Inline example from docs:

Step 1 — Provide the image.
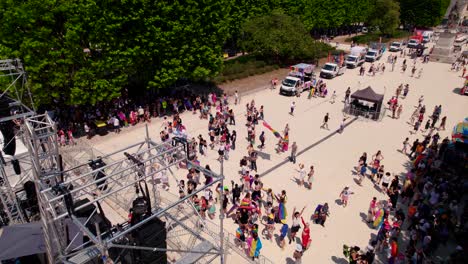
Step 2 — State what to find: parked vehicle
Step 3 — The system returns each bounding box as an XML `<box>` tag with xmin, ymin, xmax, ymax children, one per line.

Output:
<box><xmin>279</xmin><ymin>63</ymin><xmax>315</xmax><ymax>96</ymax></box>
<box><xmin>408</xmin><ymin>31</ymin><xmax>423</xmax><ymax>48</ymax></box>
<box><xmin>365</xmin><ymin>42</ymin><xmax>386</xmax><ymax>62</ymax></box>
<box><xmin>280</xmin><ymin>76</ymin><xmax>302</xmax><ymax>96</ymax></box>
<box><xmin>422</xmin><ymin>31</ymin><xmax>433</xmax><ymax>43</ymax></box>
<box><xmin>389</xmin><ymin>42</ymin><xmax>403</xmax><ymax>52</ymax></box>
<box><xmin>345</xmin><ymin>46</ymin><xmax>367</xmax><ymax>68</ymax></box>
<box><xmin>407</xmin><ymin>39</ymin><xmax>420</xmax><ymax>49</ymax></box>
<box><xmin>320</xmin><ymin>63</ymin><xmax>346</xmax><ymax>79</ymax></box>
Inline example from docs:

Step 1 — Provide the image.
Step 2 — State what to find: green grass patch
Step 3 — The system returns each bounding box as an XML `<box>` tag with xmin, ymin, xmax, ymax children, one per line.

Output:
<box><xmin>212</xmin><ymin>55</ymin><xmax>281</xmax><ymax>84</ymax></box>
<box><xmin>345</xmin><ymin>30</ymin><xmax>412</xmax><ymax>44</ymax></box>
<box><xmin>213</xmin><ymin>42</ymin><xmax>334</xmax><ymax>84</ymax></box>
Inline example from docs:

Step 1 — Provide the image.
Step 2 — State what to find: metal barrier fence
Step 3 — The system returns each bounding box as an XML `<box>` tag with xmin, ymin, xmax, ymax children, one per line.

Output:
<box><xmin>343</xmin><ymin>105</ymin><xmax>386</xmax><ymax>121</ymax></box>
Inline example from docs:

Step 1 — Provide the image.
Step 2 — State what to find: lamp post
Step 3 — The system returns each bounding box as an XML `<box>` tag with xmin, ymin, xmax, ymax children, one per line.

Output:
<box><xmin>219</xmin><ymin>158</ymin><xmax>225</xmax><ymax>264</ymax></box>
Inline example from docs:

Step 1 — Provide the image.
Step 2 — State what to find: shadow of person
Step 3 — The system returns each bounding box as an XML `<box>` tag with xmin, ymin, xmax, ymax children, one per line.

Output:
<box><xmin>373</xmin><ymin>184</ymin><xmax>383</xmax><ymax>193</ymax></box>
<box><xmin>274</xmin><ymin>234</ymin><xmax>281</xmax><ymax>247</ymax></box>
<box><xmin>452</xmin><ymin>87</ymin><xmax>462</xmax><ymax>94</ymax></box>
<box><xmin>335</xmin><ymin>199</ymin><xmax>342</xmax><ymax>206</ymax></box>
<box><xmin>360</xmin><ymin>211</ymin><xmax>367</xmax><ymax>220</ymax></box>
<box><xmin>353</xmin><ymin>178</ymin><xmax>362</xmax><ymax>186</ymax></box>
<box><xmin>331</xmin><ymin>255</ymin><xmax>349</xmax><ymax>264</ymax></box>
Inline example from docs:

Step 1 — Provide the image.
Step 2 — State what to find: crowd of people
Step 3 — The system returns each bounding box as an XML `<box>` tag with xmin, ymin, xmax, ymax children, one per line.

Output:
<box><xmin>55</xmin><ymin>39</ymin><xmax>466</xmax><ymax>264</ymax></box>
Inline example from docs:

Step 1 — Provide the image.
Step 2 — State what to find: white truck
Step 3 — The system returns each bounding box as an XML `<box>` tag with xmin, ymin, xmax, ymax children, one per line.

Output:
<box><xmin>279</xmin><ymin>76</ymin><xmax>303</xmax><ymax>96</ymax></box>
<box><xmin>345</xmin><ymin>46</ymin><xmax>367</xmax><ymax>68</ymax></box>
<box><xmin>407</xmin><ymin>39</ymin><xmax>420</xmax><ymax>49</ymax></box>
<box><xmin>279</xmin><ymin>63</ymin><xmax>314</xmax><ymax>96</ymax></box>
<box><xmin>365</xmin><ymin>43</ymin><xmax>386</xmax><ymax>62</ymax></box>
<box><xmin>319</xmin><ymin>62</ymin><xmax>346</xmax><ymax>79</ymax></box>
<box><xmin>365</xmin><ymin>49</ymin><xmax>382</xmax><ymax>62</ymax></box>
<box><xmin>389</xmin><ymin>41</ymin><xmax>403</xmax><ymax>52</ymax></box>
<box><xmin>422</xmin><ymin>31</ymin><xmax>433</xmax><ymax>43</ymax></box>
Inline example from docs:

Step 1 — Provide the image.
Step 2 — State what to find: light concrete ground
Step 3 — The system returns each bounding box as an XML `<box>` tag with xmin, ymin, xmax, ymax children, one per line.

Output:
<box><xmin>90</xmin><ymin>52</ymin><xmax>467</xmax><ymax>263</ymax></box>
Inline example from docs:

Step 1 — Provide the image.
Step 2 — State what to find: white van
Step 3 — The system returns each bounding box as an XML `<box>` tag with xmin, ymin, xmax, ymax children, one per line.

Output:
<box><xmin>280</xmin><ymin>76</ymin><xmax>302</xmax><ymax>96</ymax></box>
<box><xmin>422</xmin><ymin>31</ymin><xmax>433</xmax><ymax>43</ymax></box>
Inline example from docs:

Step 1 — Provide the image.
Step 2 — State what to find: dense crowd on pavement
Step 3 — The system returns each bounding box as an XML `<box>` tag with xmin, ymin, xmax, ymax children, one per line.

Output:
<box><xmin>48</xmin><ymin>42</ymin><xmax>467</xmax><ymax>264</ymax></box>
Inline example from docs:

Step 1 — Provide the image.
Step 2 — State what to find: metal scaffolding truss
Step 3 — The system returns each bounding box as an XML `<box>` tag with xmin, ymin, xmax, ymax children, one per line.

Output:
<box><xmin>0</xmin><ymin>58</ymin><xmax>35</xmax><ymax>118</ymax></box>
<box><xmin>0</xmin><ymin>59</ymin><xmax>37</xmax><ymax>227</ymax></box>
<box><xmin>22</xmin><ymin>114</ymin><xmax>227</xmax><ymax>263</ymax></box>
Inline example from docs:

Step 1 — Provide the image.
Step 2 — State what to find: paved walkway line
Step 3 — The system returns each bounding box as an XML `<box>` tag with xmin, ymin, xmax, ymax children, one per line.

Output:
<box><xmin>259</xmin><ymin>116</ymin><xmax>359</xmax><ymax>178</ymax></box>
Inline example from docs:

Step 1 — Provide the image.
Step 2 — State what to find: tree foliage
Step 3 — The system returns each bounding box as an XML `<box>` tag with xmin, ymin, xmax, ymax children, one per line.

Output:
<box><xmin>0</xmin><ymin>0</ymin><xmax>452</xmax><ymax>107</ymax></box>
<box><xmin>368</xmin><ymin>0</ymin><xmax>401</xmax><ymax>36</ymax></box>
<box><xmin>0</xmin><ymin>0</ymin><xmax>231</xmax><ymax>106</ymax></box>
<box><xmin>240</xmin><ymin>11</ymin><xmax>330</xmax><ymax>63</ymax></box>
<box><xmin>399</xmin><ymin>0</ymin><xmax>451</xmax><ymax>28</ymax></box>
<box><xmin>285</xmin><ymin>0</ymin><xmax>372</xmax><ymax>31</ymax></box>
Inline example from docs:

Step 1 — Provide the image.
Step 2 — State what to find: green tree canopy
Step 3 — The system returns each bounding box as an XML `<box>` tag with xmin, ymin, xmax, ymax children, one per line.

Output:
<box><xmin>368</xmin><ymin>0</ymin><xmax>400</xmax><ymax>36</ymax></box>
<box><xmin>0</xmin><ymin>0</ymin><xmax>232</xmax><ymax>106</ymax></box>
<box><xmin>240</xmin><ymin>10</ymin><xmax>328</xmax><ymax>63</ymax></box>
<box><xmin>399</xmin><ymin>0</ymin><xmax>451</xmax><ymax>28</ymax></box>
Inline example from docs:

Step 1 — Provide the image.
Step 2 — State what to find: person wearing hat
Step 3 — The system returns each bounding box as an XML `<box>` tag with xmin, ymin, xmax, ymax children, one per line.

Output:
<box><xmin>293</xmin><ymin>243</ymin><xmax>303</xmax><ymax>263</ymax></box>
<box><xmin>279</xmin><ymin>219</ymin><xmax>289</xmax><ymax>248</ymax></box>
<box><xmin>263</xmin><ymin>211</ymin><xmax>275</xmax><ymax>240</ymax></box>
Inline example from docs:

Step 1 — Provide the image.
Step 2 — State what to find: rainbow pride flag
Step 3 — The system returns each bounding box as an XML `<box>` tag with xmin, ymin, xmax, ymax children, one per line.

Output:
<box><xmin>262</xmin><ymin>121</ymin><xmax>282</xmax><ymax>138</ymax></box>
<box><xmin>373</xmin><ymin>208</ymin><xmax>384</xmax><ymax>229</ymax></box>
<box><xmin>248</xmin><ymin>237</ymin><xmax>263</xmax><ymax>258</ymax></box>
<box><xmin>278</xmin><ymin>202</ymin><xmax>287</xmax><ymax>221</ymax></box>
<box><xmin>236</xmin><ymin>228</ymin><xmax>243</xmax><ymax>239</ymax></box>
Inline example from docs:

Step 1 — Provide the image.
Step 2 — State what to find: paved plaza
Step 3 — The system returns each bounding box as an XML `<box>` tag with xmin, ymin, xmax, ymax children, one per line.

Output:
<box><xmin>88</xmin><ymin>53</ymin><xmax>467</xmax><ymax>263</ymax></box>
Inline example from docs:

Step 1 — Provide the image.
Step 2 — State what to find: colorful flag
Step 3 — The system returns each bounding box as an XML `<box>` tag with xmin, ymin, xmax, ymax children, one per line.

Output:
<box><xmin>262</xmin><ymin>121</ymin><xmax>282</xmax><ymax>138</ymax></box>
<box><xmin>278</xmin><ymin>202</ymin><xmax>287</xmax><ymax>222</ymax></box>
<box><xmin>248</xmin><ymin>237</ymin><xmax>262</xmax><ymax>258</ymax></box>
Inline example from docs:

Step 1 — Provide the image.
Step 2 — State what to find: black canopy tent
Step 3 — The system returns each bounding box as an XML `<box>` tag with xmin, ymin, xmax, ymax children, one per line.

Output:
<box><xmin>348</xmin><ymin>86</ymin><xmax>384</xmax><ymax>120</ymax></box>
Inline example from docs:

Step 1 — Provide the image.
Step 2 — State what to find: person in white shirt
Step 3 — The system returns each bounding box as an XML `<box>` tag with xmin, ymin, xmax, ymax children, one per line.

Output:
<box><xmin>296</xmin><ymin>163</ymin><xmax>306</xmax><ymax>186</ymax></box>
<box><xmin>113</xmin><ymin>117</ymin><xmax>120</xmax><ymax>133</ymax></box>
<box><xmin>290</xmin><ymin>102</ymin><xmax>296</xmax><ymax>116</ymax></box>
<box><xmin>84</xmin><ymin>123</ymin><xmax>91</xmax><ymax>139</ymax></box>
<box><xmin>138</xmin><ymin>106</ymin><xmax>144</xmax><ymax>121</ymax></box>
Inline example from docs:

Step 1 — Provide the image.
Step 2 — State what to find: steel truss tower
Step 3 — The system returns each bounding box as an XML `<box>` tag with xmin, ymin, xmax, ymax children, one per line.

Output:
<box><xmin>24</xmin><ymin>116</ymin><xmax>227</xmax><ymax>263</ymax></box>
<box><xmin>0</xmin><ymin>58</ymin><xmax>36</xmax><ymax>226</ymax></box>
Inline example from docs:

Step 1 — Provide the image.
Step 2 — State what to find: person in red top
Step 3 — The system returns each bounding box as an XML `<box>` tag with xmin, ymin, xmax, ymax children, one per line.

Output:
<box><xmin>301</xmin><ymin>217</ymin><xmax>311</xmax><ymax>250</ymax></box>
<box><xmin>388</xmin><ymin>238</ymin><xmax>398</xmax><ymax>264</ymax></box>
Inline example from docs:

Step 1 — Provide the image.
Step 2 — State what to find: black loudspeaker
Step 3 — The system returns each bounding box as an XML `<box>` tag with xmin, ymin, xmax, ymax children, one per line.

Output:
<box><xmin>74</xmin><ymin>199</ymin><xmax>112</xmax><ymax>243</ymax></box>
<box><xmin>23</xmin><ymin>181</ymin><xmax>37</xmax><ymax>200</ymax></box>
<box><xmin>128</xmin><ymin>217</ymin><xmax>167</xmax><ymax>264</ymax></box>
<box><xmin>88</xmin><ymin>158</ymin><xmax>108</xmax><ymax>191</ymax></box>
<box><xmin>21</xmin><ymin>180</ymin><xmax>39</xmax><ymax>215</ymax></box>
<box><xmin>0</xmin><ymin>121</ymin><xmax>16</xmax><ymax>156</ymax></box>
<box><xmin>132</xmin><ymin>197</ymin><xmax>148</xmax><ymax>216</ymax></box>
<box><xmin>74</xmin><ymin>198</ymin><xmax>96</xmax><ymax>218</ymax></box>
<box><xmin>11</xmin><ymin>159</ymin><xmax>21</xmax><ymax>175</ymax></box>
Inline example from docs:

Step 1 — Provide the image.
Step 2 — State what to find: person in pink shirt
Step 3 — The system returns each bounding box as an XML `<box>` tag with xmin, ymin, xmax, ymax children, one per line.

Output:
<box><xmin>367</xmin><ymin>197</ymin><xmax>377</xmax><ymax>223</ymax></box>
